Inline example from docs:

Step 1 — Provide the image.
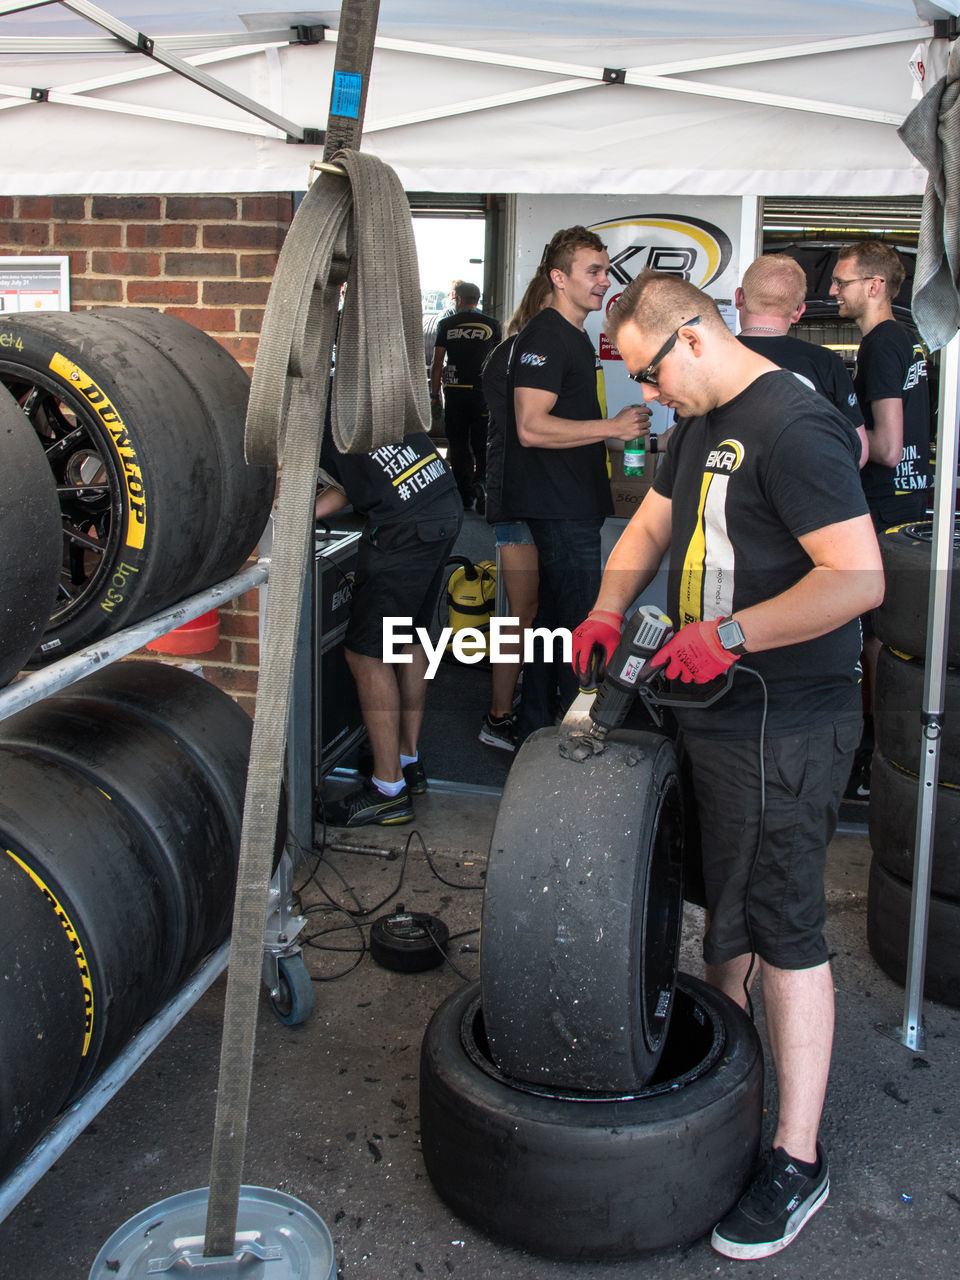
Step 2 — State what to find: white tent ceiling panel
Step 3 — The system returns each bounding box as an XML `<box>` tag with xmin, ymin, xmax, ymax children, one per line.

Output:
<box><xmin>0</xmin><ymin>1</ymin><xmax>954</xmax><ymax>194</ymax></box>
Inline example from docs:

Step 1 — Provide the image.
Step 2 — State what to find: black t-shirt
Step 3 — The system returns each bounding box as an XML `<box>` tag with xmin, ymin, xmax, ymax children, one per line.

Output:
<box><xmin>435</xmin><ymin>309</ymin><xmax>502</xmax><ymax>387</ymax></box>
<box><xmin>481</xmin><ymin>336</ymin><xmax>515</xmax><ymax>524</ymax></box>
<box><xmin>854</xmin><ymin>320</ymin><xmax>931</xmax><ymax>504</ymax></box>
<box><xmin>652</xmin><ymin>370</ymin><xmax>868</xmax><ymax>736</ymax></box>
<box><xmin>500</xmin><ymin>307</ymin><xmax>612</xmax><ymax>520</ymax></box>
<box><xmin>319</xmin><ymin>429</ymin><xmax>458</xmax><ymax>525</ymax></box>
<box><xmin>737</xmin><ymin>333</ymin><xmax>863</xmax><ymax>434</ymax></box>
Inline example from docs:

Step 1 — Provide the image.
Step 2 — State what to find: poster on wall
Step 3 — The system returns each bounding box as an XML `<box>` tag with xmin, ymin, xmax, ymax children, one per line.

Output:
<box><xmin>0</xmin><ymin>256</ymin><xmax>69</xmax><ymax>314</ymax></box>
<box><xmin>512</xmin><ymin>196</ymin><xmax>752</xmax><ymax>437</ymax></box>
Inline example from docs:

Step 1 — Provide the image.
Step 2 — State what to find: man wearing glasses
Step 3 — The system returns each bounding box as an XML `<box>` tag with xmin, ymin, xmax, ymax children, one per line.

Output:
<box><xmin>572</xmin><ymin>269</ymin><xmax>883</xmax><ymax>1260</ymax></box>
<box><xmin>830</xmin><ymin>239</ymin><xmax>931</xmax><ymax>529</ymax></box>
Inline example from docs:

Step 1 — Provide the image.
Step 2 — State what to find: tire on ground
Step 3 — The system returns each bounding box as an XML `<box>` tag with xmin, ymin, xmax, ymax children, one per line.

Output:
<box><xmin>867</xmin><ymin>856</ymin><xmax>960</xmax><ymax>1009</ymax></box>
<box><xmin>481</xmin><ymin>726</ymin><xmax>684</xmax><ymax>1092</ymax></box>
<box><xmin>93</xmin><ymin>307</ymin><xmax>276</xmax><ymax>584</ymax></box>
<box><xmin>0</xmin><ymin>382</ymin><xmax>60</xmax><ymax>685</ymax></box>
<box><xmin>869</xmin><ymin>750</ymin><xmax>960</xmax><ymax>900</ymax></box>
<box><xmin>419</xmin><ymin>974</ymin><xmax>763</xmax><ymax>1261</ymax></box>
<box><xmin>872</xmin><ymin>519</ymin><xmax>960</xmax><ymax>665</ymax></box>
<box><xmin>0</xmin><ymin>311</ymin><xmax>223</xmax><ymax>658</ymax></box>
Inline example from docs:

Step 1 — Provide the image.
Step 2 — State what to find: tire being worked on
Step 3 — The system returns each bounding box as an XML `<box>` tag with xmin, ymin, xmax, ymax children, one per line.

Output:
<box><xmin>481</xmin><ymin>726</ymin><xmax>684</xmax><ymax>1092</ymax></box>
<box><xmin>868</xmin><ymin>750</ymin><xmax>960</xmax><ymax>900</ymax></box>
<box><xmin>867</xmin><ymin>856</ymin><xmax>960</xmax><ymax>1008</ymax></box>
<box><xmin>419</xmin><ymin>974</ymin><xmax>763</xmax><ymax>1261</ymax></box>
<box><xmin>0</xmin><ymin>311</ymin><xmax>233</xmax><ymax>658</ymax></box>
<box><xmin>872</xmin><ymin>519</ymin><xmax>960</xmax><ymax>665</ymax></box>
<box><xmin>92</xmin><ymin>307</ymin><xmax>275</xmax><ymax>584</ymax></box>
<box><xmin>874</xmin><ymin>645</ymin><xmax>960</xmax><ymax>785</ymax></box>
<box><xmin>0</xmin><ymin>382</ymin><xmax>60</xmax><ymax>685</ymax></box>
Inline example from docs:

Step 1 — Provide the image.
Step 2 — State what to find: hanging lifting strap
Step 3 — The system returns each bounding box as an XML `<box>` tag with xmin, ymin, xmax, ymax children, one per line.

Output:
<box><xmin>203</xmin><ymin>94</ymin><xmax>428</xmax><ymax>1275</ymax></box>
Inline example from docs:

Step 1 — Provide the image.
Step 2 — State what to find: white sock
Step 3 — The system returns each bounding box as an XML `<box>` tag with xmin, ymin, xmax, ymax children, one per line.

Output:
<box><xmin>400</xmin><ymin>752</ymin><xmax>419</xmax><ymax>767</ymax></box>
<box><xmin>372</xmin><ymin>774</ymin><xmax>405</xmax><ymax>797</ymax></box>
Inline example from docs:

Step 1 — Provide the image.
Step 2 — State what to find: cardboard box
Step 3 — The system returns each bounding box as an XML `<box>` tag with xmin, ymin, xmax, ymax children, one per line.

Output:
<box><xmin>609</xmin><ymin>447</ymin><xmax>659</xmax><ymax>519</ymax></box>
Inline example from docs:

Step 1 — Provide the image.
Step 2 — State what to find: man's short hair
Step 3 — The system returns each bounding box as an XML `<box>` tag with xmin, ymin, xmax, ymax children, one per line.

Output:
<box><xmin>606</xmin><ymin>269</ymin><xmax>724</xmax><ymax>347</ymax></box>
<box><xmin>539</xmin><ymin>225</ymin><xmax>606</xmax><ymax>278</ymax></box>
<box><xmin>838</xmin><ymin>240</ymin><xmax>906</xmax><ymax>299</ymax></box>
<box><xmin>741</xmin><ymin>254</ymin><xmax>807</xmax><ymax>317</ymax></box>
<box><xmin>455</xmin><ymin>281</ymin><xmax>481</xmax><ymax>306</ymax></box>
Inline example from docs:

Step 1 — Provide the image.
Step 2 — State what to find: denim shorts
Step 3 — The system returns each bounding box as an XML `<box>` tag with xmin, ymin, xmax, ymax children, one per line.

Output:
<box><xmin>494</xmin><ymin>520</ymin><xmax>535</xmax><ymax>548</ymax></box>
<box><xmin>682</xmin><ymin>712</ymin><xmax>862</xmax><ymax>970</ymax></box>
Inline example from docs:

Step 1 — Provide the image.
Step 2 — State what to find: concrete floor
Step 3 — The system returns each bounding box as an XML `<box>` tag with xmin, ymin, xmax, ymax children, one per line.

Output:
<box><xmin>1</xmin><ymin>780</ymin><xmax>959</xmax><ymax>1280</ymax></box>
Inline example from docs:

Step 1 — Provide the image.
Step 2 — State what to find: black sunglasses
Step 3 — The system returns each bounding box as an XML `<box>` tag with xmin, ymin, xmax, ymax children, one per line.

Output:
<box><xmin>629</xmin><ymin>315</ymin><xmax>701</xmax><ymax>386</ymax></box>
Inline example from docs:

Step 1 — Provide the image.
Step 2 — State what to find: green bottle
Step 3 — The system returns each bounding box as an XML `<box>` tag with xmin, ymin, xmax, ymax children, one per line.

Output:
<box><xmin>623</xmin><ymin>434</ymin><xmax>646</xmax><ymax>477</ymax></box>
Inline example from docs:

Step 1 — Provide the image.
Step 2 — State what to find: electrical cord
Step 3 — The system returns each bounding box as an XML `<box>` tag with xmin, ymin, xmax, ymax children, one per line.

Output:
<box><xmin>733</xmin><ymin>664</ymin><xmax>769</xmax><ymax>1022</ymax></box>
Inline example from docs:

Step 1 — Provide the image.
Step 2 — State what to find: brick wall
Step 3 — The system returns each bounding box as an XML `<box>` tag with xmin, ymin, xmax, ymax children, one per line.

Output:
<box><xmin>0</xmin><ymin>192</ymin><xmax>295</xmax><ymax>709</ymax></box>
<box><xmin>0</xmin><ymin>192</ymin><xmax>294</xmax><ymax>371</ymax></box>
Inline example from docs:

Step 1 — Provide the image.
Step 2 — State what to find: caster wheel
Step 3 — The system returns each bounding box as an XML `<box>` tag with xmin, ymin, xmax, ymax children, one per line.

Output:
<box><xmin>269</xmin><ymin>953</ymin><xmax>315</xmax><ymax>1026</ymax></box>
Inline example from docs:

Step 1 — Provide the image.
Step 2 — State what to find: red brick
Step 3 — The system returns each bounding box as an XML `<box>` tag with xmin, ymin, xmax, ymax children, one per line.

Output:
<box><xmin>91</xmin><ymin>250</ymin><xmax>162</xmax><ymax>276</ymax></box>
<box><xmin>52</xmin><ymin>196</ymin><xmax>87</xmax><ymax>220</ymax></box>
<box><xmin>166</xmin><ymin>196</ymin><xmax>238</xmax><ymax>221</ymax></box>
<box><xmin>164</xmin><ymin>307</ymin><xmax>237</xmax><ymax>331</ymax></box>
<box><xmin>70</xmin><ymin>278</ymin><xmax>124</xmax><ymax>303</ymax></box>
<box><xmin>126</xmin><ymin>222</ymin><xmax>196</xmax><ymax>249</ymax></box>
<box><xmin>220</xmin><ymin>610</ymin><xmax>261</xmax><ymax>640</ymax></box>
<box><xmin>215</xmin><ymin>335</ymin><xmax>260</xmax><ymax>365</ymax></box>
<box><xmin>67</xmin><ymin>250</ymin><xmax>88</xmax><ymax>275</ymax></box>
<box><xmin>239</xmin><ymin>308</ymin><xmax>266</xmax><ymax>333</ymax></box>
<box><xmin>203</xmin><ymin>224</ymin><xmax>285</xmax><ymax>251</ymax></box>
<box><xmin>0</xmin><ymin>198</ymin><xmax>13</xmax><ymax>219</ymax></box>
<box><xmin>233</xmin><ymin>588</ymin><xmax>263</xmax><ymax>613</ymax></box>
<box><xmin>165</xmin><ymin>251</ymin><xmax>237</xmax><ymax>278</ymax></box>
<box><xmin>18</xmin><ymin>196</ymin><xmax>51</xmax><ymax>219</ymax></box>
<box><xmin>56</xmin><ymin>223</ymin><xmax>122</xmax><ymax>249</ymax></box>
<box><xmin>0</xmin><ymin>222</ymin><xmax>50</xmax><ymax>248</ymax></box>
<box><xmin>126</xmin><ymin>279</ymin><xmax>197</xmax><ymax>305</ymax></box>
<box><xmin>203</xmin><ymin>280</ymin><xmax>270</xmax><ymax>305</ymax></box>
<box><xmin>92</xmin><ymin>195</ymin><xmax>163</xmax><ymax>220</ymax></box>
<box><xmin>232</xmin><ymin>639</ymin><xmax>261</xmax><ymax>667</ymax></box>
<box><xmin>239</xmin><ymin>254</ymin><xmax>279</xmax><ymax>279</ymax></box>
<box><xmin>241</xmin><ymin>194</ymin><xmax>293</xmax><ymax>222</ymax></box>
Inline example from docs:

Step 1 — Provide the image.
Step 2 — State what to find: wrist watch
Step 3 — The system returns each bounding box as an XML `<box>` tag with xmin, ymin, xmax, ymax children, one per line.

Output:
<box><xmin>716</xmin><ymin>615</ymin><xmax>748</xmax><ymax>655</ymax></box>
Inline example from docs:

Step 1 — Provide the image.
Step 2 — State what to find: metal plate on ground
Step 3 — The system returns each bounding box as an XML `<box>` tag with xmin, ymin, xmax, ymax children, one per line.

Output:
<box><xmin>88</xmin><ymin>1185</ymin><xmax>335</xmax><ymax>1279</ymax></box>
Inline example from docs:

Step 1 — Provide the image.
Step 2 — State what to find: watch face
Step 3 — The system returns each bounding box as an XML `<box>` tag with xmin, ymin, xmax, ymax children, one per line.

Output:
<box><xmin>718</xmin><ymin>619</ymin><xmax>745</xmax><ymax>652</ymax></box>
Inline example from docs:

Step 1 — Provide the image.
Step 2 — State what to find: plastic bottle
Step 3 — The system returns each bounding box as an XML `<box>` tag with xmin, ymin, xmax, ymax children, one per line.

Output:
<box><xmin>623</xmin><ymin>434</ymin><xmax>646</xmax><ymax>477</ymax></box>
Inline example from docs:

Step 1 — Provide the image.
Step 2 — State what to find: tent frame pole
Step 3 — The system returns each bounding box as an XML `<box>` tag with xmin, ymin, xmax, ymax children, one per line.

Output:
<box><xmin>888</xmin><ymin>332</ymin><xmax>960</xmax><ymax>1051</ymax></box>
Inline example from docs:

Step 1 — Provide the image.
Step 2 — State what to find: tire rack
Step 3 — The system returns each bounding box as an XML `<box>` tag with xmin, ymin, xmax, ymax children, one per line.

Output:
<box><xmin>0</xmin><ymin>517</ymin><xmax>312</xmax><ymax>1223</ymax></box>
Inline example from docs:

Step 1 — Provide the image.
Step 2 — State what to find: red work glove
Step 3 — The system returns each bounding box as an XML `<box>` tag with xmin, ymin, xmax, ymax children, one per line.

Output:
<box><xmin>650</xmin><ymin>619</ymin><xmax>738</xmax><ymax>684</ymax></box>
<box><xmin>571</xmin><ymin>609</ymin><xmax>625</xmax><ymax>687</ymax></box>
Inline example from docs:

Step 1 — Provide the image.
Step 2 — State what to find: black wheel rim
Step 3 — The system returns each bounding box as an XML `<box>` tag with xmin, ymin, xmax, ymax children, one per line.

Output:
<box><xmin>1</xmin><ymin>369</ymin><xmax>123</xmax><ymax>628</ymax></box>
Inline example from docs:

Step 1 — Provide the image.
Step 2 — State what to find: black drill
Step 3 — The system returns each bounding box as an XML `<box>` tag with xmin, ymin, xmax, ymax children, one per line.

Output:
<box><xmin>581</xmin><ymin>604</ymin><xmax>674</xmax><ymax>738</ymax></box>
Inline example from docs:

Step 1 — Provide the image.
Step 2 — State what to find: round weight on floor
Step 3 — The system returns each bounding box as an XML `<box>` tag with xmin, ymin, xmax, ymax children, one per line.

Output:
<box><xmin>370</xmin><ymin>907</ymin><xmax>449</xmax><ymax>972</ymax></box>
<box><xmin>874</xmin><ymin>646</ymin><xmax>960</xmax><ymax>786</ymax></box>
<box><xmin>872</xmin><ymin>519</ymin><xmax>960</xmax><ymax>665</ymax></box>
<box><xmin>481</xmin><ymin>726</ymin><xmax>684</xmax><ymax>1093</ymax></box>
<box><xmin>419</xmin><ymin>974</ymin><xmax>763</xmax><ymax>1262</ymax></box>
<box><xmin>868</xmin><ymin>751</ymin><xmax>960</xmax><ymax>901</ymax></box>
<box><xmin>867</xmin><ymin>856</ymin><xmax>960</xmax><ymax>1009</ymax></box>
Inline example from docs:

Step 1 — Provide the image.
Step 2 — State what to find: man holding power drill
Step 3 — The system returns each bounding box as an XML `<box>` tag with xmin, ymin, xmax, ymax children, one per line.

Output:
<box><xmin>572</xmin><ymin>270</ymin><xmax>883</xmax><ymax>1260</ymax></box>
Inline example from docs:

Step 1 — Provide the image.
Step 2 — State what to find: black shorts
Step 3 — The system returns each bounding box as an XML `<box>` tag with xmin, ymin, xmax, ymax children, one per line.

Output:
<box><xmin>345</xmin><ymin>499</ymin><xmax>463</xmax><ymax>658</ymax></box>
<box><xmin>682</xmin><ymin>712</ymin><xmax>861</xmax><ymax>970</ymax></box>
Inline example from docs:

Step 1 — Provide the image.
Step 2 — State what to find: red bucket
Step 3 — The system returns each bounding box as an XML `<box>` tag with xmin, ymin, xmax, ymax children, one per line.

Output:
<box><xmin>146</xmin><ymin>609</ymin><xmax>220</xmax><ymax>656</ymax></box>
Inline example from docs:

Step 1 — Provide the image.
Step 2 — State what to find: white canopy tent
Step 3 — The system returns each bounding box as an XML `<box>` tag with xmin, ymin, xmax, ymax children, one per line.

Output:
<box><xmin>0</xmin><ymin>0</ymin><xmax>957</xmax><ymax>196</ymax></box>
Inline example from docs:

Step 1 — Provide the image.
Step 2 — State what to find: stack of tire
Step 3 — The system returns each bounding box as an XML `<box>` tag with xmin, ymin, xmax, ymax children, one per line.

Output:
<box><xmin>419</xmin><ymin>727</ymin><xmax>764</xmax><ymax>1261</ymax></box>
<box><xmin>0</xmin><ymin>308</ymin><xmax>276</xmax><ymax>666</ymax></box>
<box><xmin>0</xmin><ymin>661</ymin><xmax>270</xmax><ymax>1181</ymax></box>
<box><xmin>868</xmin><ymin>518</ymin><xmax>960</xmax><ymax>1008</ymax></box>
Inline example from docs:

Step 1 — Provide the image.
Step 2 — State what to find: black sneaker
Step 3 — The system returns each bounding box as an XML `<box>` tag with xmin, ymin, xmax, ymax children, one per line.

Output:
<box><xmin>320</xmin><ymin>781</ymin><xmax>414</xmax><ymax>828</ymax></box>
<box><xmin>711</xmin><ymin>1145</ymin><xmax>829</xmax><ymax>1260</ymax></box>
<box><xmin>402</xmin><ymin>758</ymin><xmax>427</xmax><ymax>795</ymax></box>
<box><xmin>478</xmin><ymin>712</ymin><xmax>518</xmax><ymax>752</ymax></box>
<box><xmin>844</xmin><ymin>747</ymin><xmax>872</xmax><ymax>802</ymax></box>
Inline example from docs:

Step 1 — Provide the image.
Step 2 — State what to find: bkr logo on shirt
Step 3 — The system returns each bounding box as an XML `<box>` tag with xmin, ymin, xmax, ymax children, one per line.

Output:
<box><xmin>705</xmin><ymin>439</ymin><xmax>745</xmax><ymax>472</ymax></box>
